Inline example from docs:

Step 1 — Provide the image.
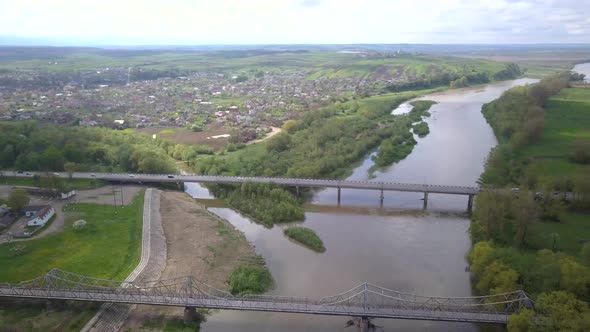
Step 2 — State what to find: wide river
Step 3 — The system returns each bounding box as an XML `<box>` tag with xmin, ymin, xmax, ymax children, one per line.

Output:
<box><xmin>573</xmin><ymin>62</ymin><xmax>590</xmax><ymax>82</ymax></box>
<box><xmin>185</xmin><ymin>78</ymin><xmax>538</xmax><ymax>331</ymax></box>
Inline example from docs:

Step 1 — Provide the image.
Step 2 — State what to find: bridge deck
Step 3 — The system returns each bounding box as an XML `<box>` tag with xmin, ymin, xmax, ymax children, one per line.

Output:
<box><xmin>0</xmin><ymin>269</ymin><xmax>532</xmax><ymax>325</ymax></box>
<box><xmin>5</xmin><ymin>172</ymin><xmax>480</xmax><ymax>195</ymax></box>
<box><xmin>0</xmin><ymin>288</ymin><xmax>509</xmax><ymax>324</ymax></box>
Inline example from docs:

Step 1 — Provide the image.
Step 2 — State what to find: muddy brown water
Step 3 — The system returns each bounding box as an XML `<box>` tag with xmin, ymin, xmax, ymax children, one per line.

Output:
<box><xmin>185</xmin><ymin>78</ymin><xmax>538</xmax><ymax>331</ymax></box>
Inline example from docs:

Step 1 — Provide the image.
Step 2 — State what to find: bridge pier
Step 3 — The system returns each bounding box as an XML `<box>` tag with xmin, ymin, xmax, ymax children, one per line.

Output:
<box><xmin>359</xmin><ymin>316</ymin><xmax>369</xmax><ymax>332</ymax></box>
<box><xmin>380</xmin><ymin>189</ymin><xmax>384</xmax><ymax>207</ymax></box>
<box><xmin>423</xmin><ymin>192</ymin><xmax>429</xmax><ymax>209</ymax></box>
<box><xmin>467</xmin><ymin>194</ymin><xmax>474</xmax><ymax>213</ymax></box>
<box><xmin>296</xmin><ymin>186</ymin><xmax>300</xmax><ymax>197</ymax></box>
<box><xmin>337</xmin><ymin>187</ymin><xmax>341</xmax><ymax>205</ymax></box>
<box><xmin>184</xmin><ymin>306</ymin><xmax>197</xmax><ymax>324</ymax></box>
<box><xmin>177</xmin><ymin>182</ymin><xmax>184</xmax><ymax>191</ymax></box>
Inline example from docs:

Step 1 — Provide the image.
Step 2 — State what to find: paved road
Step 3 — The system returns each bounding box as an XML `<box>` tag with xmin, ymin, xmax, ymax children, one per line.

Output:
<box><xmin>81</xmin><ymin>188</ymin><xmax>167</xmax><ymax>332</ymax></box>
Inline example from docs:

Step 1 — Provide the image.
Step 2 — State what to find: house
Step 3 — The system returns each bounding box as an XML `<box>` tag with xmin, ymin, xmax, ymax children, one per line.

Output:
<box><xmin>23</xmin><ymin>205</ymin><xmax>48</xmax><ymax>218</ymax></box>
<box><xmin>25</xmin><ymin>205</ymin><xmax>55</xmax><ymax>227</ymax></box>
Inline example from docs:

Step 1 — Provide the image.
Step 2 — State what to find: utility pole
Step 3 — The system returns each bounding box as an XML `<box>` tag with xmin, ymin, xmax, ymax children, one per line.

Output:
<box><xmin>112</xmin><ymin>184</ymin><xmax>117</xmax><ymax>209</ymax></box>
<box><xmin>120</xmin><ymin>183</ymin><xmax>124</xmax><ymax>206</ymax></box>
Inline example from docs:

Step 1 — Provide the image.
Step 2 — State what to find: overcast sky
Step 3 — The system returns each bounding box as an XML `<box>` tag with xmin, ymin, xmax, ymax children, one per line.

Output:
<box><xmin>1</xmin><ymin>0</ymin><xmax>589</xmax><ymax>45</ymax></box>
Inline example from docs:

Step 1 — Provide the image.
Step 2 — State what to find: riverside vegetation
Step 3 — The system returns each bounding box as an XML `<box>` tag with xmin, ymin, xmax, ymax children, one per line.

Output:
<box><xmin>468</xmin><ymin>72</ymin><xmax>590</xmax><ymax>331</ymax></box>
<box><xmin>193</xmin><ymin>92</ymin><xmax>439</xmax><ymax>226</ymax></box>
<box><xmin>284</xmin><ymin>226</ymin><xmax>326</xmax><ymax>252</ymax></box>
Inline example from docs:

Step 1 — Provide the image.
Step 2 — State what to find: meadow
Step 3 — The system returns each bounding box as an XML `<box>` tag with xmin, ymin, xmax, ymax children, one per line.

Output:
<box><xmin>0</xmin><ymin>190</ymin><xmax>144</xmax><ymax>282</ymax></box>
<box><xmin>521</xmin><ymin>87</ymin><xmax>590</xmax><ymax>183</ymax></box>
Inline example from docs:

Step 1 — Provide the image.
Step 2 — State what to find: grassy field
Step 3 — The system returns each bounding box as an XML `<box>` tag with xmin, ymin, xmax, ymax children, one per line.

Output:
<box><xmin>528</xmin><ymin>212</ymin><xmax>590</xmax><ymax>257</ymax></box>
<box><xmin>0</xmin><ymin>190</ymin><xmax>144</xmax><ymax>331</ymax></box>
<box><xmin>0</xmin><ymin>190</ymin><xmax>144</xmax><ymax>282</ymax></box>
<box><xmin>0</xmin><ymin>49</ymin><xmax>508</xmax><ymax>82</ymax></box>
<box><xmin>519</xmin><ymin>87</ymin><xmax>590</xmax><ymax>184</ymax></box>
<box><xmin>284</xmin><ymin>227</ymin><xmax>326</xmax><ymax>253</ymax></box>
<box><xmin>0</xmin><ymin>176</ymin><xmax>105</xmax><ymax>190</ymax></box>
<box><xmin>137</xmin><ymin>124</ymin><xmax>230</xmax><ymax>151</ymax></box>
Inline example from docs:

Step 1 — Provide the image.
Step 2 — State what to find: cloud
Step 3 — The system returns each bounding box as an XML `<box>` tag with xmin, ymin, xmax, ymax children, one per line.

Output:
<box><xmin>298</xmin><ymin>0</ymin><xmax>321</xmax><ymax>7</ymax></box>
<box><xmin>0</xmin><ymin>0</ymin><xmax>588</xmax><ymax>44</ymax></box>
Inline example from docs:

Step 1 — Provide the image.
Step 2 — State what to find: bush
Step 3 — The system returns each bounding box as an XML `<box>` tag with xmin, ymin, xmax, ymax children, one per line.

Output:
<box><xmin>412</xmin><ymin>122</ymin><xmax>430</xmax><ymax>137</ymax></box>
<box><xmin>73</xmin><ymin>219</ymin><xmax>87</xmax><ymax>230</ymax></box>
<box><xmin>221</xmin><ymin>182</ymin><xmax>304</xmax><ymax>227</ymax></box>
<box><xmin>284</xmin><ymin>227</ymin><xmax>326</xmax><ymax>252</ymax></box>
<box><xmin>570</xmin><ymin>140</ymin><xmax>590</xmax><ymax>164</ymax></box>
<box><xmin>228</xmin><ymin>262</ymin><xmax>273</xmax><ymax>295</ymax></box>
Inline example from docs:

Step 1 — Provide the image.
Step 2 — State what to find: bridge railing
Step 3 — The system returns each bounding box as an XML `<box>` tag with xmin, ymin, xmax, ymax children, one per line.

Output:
<box><xmin>0</xmin><ymin>269</ymin><xmax>535</xmax><ymax>317</ymax></box>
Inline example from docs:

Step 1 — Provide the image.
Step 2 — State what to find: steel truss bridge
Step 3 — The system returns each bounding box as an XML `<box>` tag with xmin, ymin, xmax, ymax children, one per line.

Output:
<box><xmin>0</xmin><ymin>269</ymin><xmax>534</xmax><ymax>325</ymax></box>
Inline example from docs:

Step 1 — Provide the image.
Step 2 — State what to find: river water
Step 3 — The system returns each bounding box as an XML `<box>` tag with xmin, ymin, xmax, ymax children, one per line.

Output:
<box><xmin>573</xmin><ymin>62</ymin><xmax>590</xmax><ymax>82</ymax></box>
<box><xmin>185</xmin><ymin>78</ymin><xmax>538</xmax><ymax>331</ymax></box>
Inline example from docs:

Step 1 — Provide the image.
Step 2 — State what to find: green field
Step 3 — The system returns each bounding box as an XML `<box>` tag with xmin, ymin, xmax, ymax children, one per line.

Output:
<box><xmin>0</xmin><ymin>190</ymin><xmax>144</xmax><ymax>331</ymax></box>
<box><xmin>0</xmin><ymin>49</ymin><xmax>508</xmax><ymax>82</ymax></box>
<box><xmin>0</xmin><ymin>190</ymin><xmax>144</xmax><ymax>282</ymax></box>
<box><xmin>528</xmin><ymin>212</ymin><xmax>590</xmax><ymax>257</ymax></box>
<box><xmin>520</xmin><ymin>87</ymin><xmax>590</xmax><ymax>184</ymax></box>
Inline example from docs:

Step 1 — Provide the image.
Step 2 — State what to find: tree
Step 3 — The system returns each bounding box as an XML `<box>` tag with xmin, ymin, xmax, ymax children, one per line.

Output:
<box><xmin>281</xmin><ymin>120</ymin><xmax>300</xmax><ymax>134</ymax></box>
<box><xmin>468</xmin><ymin>241</ymin><xmax>495</xmax><ymax>276</ymax></box>
<box><xmin>536</xmin><ymin>291</ymin><xmax>590</xmax><ymax>331</ymax></box>
<box><xmin>266</xmin><ymin>133</ymin><xmax>292</xmax><ymax>153</ymax></box>
<box><xmin>559</xmin><ymin>257</ymin><xmax>590</xmax><ymax>298</ymax></box>
<box><xmin>64</xmin><ymin>162</ymin><xmax>77</xmax><ymax>180</ymax></box>
<box><xmin>508</xmin><ymin>309</ymin><xmax>536</xmax><ymax>332</ymax></box>
<box><xmin>8</xmin><ymin>188</ymin><xmax>30</xmax><ymax>212</ymax></box>
<box><xmin>474</xmin><ymin>191</ymin><xmax>510</xmax><ymax>241</ymax></box>
<box><xmin>235</xmin><ymin>75</ymin><xmax>248</xmax><ymax>83</ymax></box>
<box><xmin>512</xmin><ymin>189</ymin><xmax>538</xmax><ymax>247</ymax></box>
<box><xmin>41</xmin><ymin>146</ymin><xmax>65</xmax><ymax>171</ymax></box>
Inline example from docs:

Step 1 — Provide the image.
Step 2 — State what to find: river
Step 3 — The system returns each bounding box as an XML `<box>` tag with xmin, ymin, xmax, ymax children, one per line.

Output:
<box><xmin>573</xmin><ymin>62</ymin><xmax>590</xmax><ymax>82</ymax></box>
<box><xmin>185</xmin><ymin>78</ymin><xmax>538</xmax><ymax>331</ymax></box>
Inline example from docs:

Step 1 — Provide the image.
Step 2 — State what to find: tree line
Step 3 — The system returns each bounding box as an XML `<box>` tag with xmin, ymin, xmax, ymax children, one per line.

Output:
<box><xmin>471</xmin><ymin>73</ymin><xmax>590</xmax><ymax>330</ymax></box>
<box><xmin>384</xmin><ymin>63</ymin><xmax>521</xmax><ymax>93</ymax></box>
<box><xmin>0</xmin><ymin>121</ymin><xmax>177</xmax><ymax>174</ymax></box>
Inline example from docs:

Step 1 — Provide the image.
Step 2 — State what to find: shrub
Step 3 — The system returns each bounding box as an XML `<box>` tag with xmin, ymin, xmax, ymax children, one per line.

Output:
<box><xmin>284</xmin><ymin>227</ymin><xmax>326</xmax><ymax>252</ymax></box>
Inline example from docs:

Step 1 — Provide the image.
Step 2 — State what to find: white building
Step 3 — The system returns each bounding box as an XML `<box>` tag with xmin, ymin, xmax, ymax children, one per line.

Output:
<box><xmin>25</xmin><ymin>205</ymin><xmax>55</xmax><ymax>227</ymax></box>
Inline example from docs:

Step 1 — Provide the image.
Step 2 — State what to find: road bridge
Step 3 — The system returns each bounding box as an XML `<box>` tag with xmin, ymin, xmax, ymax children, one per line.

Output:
<box><xmin>0</xmin><ymin>269</ymin><xmax>534</xmax><ymax>328</ymax></box>
<box><xmin>4</xmin><ymin>172</ymin><xmax>481</xmax><ymax>210</ymax></box>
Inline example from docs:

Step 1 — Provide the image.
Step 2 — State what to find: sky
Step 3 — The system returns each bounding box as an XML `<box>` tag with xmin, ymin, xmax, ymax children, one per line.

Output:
<box><xmin>0</xmin><ymin>0</ymin><xmax>589</xmax><ymax>45</ymax></box>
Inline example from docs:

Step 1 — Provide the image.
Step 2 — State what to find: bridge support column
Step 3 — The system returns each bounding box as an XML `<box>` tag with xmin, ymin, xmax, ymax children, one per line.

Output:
<box><xmin>380</xmin><ymin>189</ymin><xmax>384</xmax><ymax>207</ymax></box>
<box><xmin>296</xmin><ymin>186</ymin><xmax>300</xmax><ymax>197</ymax></box>
<box><xmin>337</xmin><ymin>187</ymin><xmax>341</xmax><ymax>205</ymax></box>
<box><xmin>177</xmin><ymin>182</ymin><xmax>184</xmax><ymax>191</ymax></box>
<box><xmin>184</xmin><ymin>306</ymin><xmax>197</xmax><ymax>324</ymax></box>
<box><xmin>467</xmin><ymin>194</ymin><xmax>474</xmax><ymax>213</ymax></box>
<box><xmin>423</xmin><ymin>192</ymin><xmax>429</xmax><ymax>209</ymax></box>
<box><xmin>46</xmin><ymin>299</ymin><xmax>66</xmax><ymax>311</ymax></box>
<box><xmin>359</xmin><ymin>316</ymin><xmax>369</xmax><ymax>332</ymax></box>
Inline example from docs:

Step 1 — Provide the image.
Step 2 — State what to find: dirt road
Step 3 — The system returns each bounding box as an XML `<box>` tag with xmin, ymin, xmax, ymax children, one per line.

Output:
<box><xmin>121</xmin><ymin>191</ymin><xmax>257</xmax><ymax>330</ymax></box>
